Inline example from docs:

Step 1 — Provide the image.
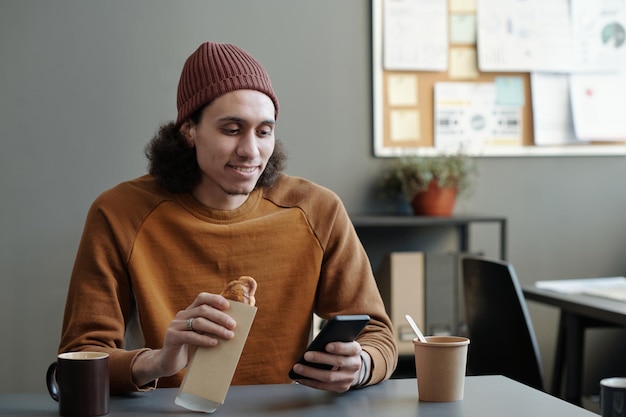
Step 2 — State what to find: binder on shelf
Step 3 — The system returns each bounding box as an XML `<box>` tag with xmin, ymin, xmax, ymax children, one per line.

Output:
<box><xmin>424</xmin><ymin>253</ymin><xmax>460</xmax><ymax>337</ymax></box>
<box><xmin>377</xmin><ymin>252</ymin><xmax>463</xmax><ymax>355</ymax></box>
<box><xmin>377</xmin><ymin>252</ymin><xmax>425</xmax><ymax>355</ymax></box>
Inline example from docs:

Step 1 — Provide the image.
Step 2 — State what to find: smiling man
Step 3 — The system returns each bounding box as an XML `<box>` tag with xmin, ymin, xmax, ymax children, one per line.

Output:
<box><xmin>179</xmin><ymin>89</ymin><xmax>276</xmax><ymax>210</ymax></box>
<box><xmin>58</xmin><ymin>42</ymin><xmax>397</xmax><ymax>396</ymax></box>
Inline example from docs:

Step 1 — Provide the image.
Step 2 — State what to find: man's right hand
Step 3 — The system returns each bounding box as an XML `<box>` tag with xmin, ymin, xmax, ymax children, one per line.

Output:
<box><xmin>131</xmin><ymin>292</ymin><xmax>237</xmax><ymax>388</ymax></box>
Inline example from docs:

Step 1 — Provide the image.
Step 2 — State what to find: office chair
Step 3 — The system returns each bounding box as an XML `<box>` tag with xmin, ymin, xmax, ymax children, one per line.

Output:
<box><xmin>461</xmin><ymin>255</ymin><xmax>545</xmax><ymax>391</ymax></box>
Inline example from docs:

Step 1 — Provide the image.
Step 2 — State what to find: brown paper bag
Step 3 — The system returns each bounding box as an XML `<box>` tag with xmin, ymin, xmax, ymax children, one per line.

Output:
<box><xmin>175</xmin><ymin>301</ymin><xmax>257</xmax><ymax>413</ymax></box>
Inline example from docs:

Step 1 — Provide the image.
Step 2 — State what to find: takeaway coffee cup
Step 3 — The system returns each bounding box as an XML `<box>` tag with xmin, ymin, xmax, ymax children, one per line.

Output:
<box><xmin>413</xmin><ymin>335</ymin><xmax>470</xmax><ymax>402</ymax></box>
<box><xmin>46</xmin><ymin>352</ymin><xmax>110</xmax><ymax>417</ymax></box>
<box><xmin>601</xmin><ymin>377</ymin><xmax>626</xmax><ymax>417</ymax></box>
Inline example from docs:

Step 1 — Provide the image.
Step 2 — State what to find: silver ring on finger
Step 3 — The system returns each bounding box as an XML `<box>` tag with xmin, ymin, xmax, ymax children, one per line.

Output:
<box><xmin>186</xmin><ymin>317</ymin><xmax>195</xmax><ymax>331</ymax></box>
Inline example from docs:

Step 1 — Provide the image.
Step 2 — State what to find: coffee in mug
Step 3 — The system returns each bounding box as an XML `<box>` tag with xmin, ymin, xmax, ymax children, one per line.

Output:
<box><xmin>46</xmin><ymin>352</ymin><xmax>110</xmax><ymax>417</ymax></box>
<box><xmin>601</xmin><ymin>377</ymin><xmax>626</xmax><ymax>417</ymax></box>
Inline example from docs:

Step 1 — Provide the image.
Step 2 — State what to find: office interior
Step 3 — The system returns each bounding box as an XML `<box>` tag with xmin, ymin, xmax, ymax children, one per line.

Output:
<box><xmin>1</xmin><ymin>0</ymin><xmax>625</xmax><ymax>412</ymax></box>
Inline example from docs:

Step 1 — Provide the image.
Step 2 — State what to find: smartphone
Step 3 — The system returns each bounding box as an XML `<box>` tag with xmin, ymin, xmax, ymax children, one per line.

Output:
<box><xmin>288</xmin><ymin>314</ymin><xmax>370</xmax><ymax>380</ymax></box>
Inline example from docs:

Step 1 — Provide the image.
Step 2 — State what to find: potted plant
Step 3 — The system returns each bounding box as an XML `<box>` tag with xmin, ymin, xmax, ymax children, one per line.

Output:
<box><xmin>379</xmin><ymin>152</ymin><xmax>478</xmax><ymax>216</ymax></box>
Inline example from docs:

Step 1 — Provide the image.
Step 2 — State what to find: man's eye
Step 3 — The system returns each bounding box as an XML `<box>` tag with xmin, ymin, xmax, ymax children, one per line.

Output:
<box><xmin>257</xmin><ymin>128</ymin><xmax>273</xmax><ymax>137</ymax></box>
<box><xmin>223</xmin><ymin>128</ymin><xmax>240</xmax><ymax>135</ymax></box>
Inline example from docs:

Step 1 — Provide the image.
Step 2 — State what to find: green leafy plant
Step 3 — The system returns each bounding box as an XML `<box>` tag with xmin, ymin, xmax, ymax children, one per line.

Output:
<box><xmin>380</xmin><ymin>152</ymin><xmax>478</xmax><ymax>201</ymax></box>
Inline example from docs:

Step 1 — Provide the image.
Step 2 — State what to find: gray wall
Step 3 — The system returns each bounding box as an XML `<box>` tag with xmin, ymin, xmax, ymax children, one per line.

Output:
<box><xmin>1</xmin><ymin>0</ymin><xmax>625</xmax><ymax>396</ymax></box>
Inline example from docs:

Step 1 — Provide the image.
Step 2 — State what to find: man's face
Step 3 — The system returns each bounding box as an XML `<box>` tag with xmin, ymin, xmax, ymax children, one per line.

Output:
<box><xmin>183</xmin><ymin>89</ymin><xmax>276</xmax><ymax>210</ymax></box>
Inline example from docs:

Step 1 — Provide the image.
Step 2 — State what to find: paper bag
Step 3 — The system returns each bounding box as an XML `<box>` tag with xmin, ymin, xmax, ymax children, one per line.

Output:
<box><xmin>175</xmin><ymin>301</ymin><xmax>257</xmax><ymax>413</ymax></box>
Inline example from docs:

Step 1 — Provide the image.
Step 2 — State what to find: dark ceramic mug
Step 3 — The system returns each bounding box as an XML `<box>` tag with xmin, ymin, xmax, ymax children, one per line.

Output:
<box><xmin>601</xmin><ymin>378</ymin><xmax>626</xmax><ymax>417</ymax></box>
<box><xmin>46</xmin><ymin>352</ymin><xmax>110</xmax><ymax>417</ymax></box>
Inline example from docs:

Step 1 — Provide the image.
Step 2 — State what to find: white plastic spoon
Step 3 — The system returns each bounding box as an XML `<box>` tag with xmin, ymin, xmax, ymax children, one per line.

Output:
<box><xmin>405</xmin><ymin>314</ymin><xmax>427</xmax><ymax>343</ymax></box>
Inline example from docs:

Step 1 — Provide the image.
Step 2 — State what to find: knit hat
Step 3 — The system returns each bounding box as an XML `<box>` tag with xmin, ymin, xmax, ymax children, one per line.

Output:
<box><xmin>175</xmin><ymin>42</ymin><xmax>279</xmax><ymax>126</ymax></box>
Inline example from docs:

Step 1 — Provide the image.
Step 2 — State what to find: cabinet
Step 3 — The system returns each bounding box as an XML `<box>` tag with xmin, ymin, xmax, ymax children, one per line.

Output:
<box><xmin>350</xmin><ymin>214</ymin><xmax>507</xmax><ymax>378</ymax></box>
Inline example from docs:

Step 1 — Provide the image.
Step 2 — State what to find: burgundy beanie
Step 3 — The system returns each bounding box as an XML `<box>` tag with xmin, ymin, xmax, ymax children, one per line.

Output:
<box><xmin>176</xmin><ymin>42</ymin><xmax>279</xmax><ymax>126</ymax></box>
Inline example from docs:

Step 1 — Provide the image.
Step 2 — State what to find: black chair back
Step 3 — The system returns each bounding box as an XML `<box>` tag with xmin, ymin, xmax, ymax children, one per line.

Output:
<box><xmin>461</xmin><ymin>255</ymin><xmax>544</xmax><ymax>391</ymax></box>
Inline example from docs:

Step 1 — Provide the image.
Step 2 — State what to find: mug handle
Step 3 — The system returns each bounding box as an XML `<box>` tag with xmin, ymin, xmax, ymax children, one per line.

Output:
<box><xmin>46</xmin><ymin>361</ymin><xmax>59</xmax><ymax>402</ymax></box>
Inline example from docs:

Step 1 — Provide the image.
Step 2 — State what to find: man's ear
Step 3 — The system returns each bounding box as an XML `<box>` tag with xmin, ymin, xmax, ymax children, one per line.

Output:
<box><xmin>179</xmin><ymin>120</ymin><xmax>195</xmax><ymax>146</ymax></box>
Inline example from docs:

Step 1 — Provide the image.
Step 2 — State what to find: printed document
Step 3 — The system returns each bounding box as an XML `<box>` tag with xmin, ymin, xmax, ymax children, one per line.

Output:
<box><xmin>531</xmin><ymin>73</ymin><xmax>579</xmax><ymax>146</ymax></box>
<box><xmin>535</xmin><ymin>277</ymin><xmax>626</xmax><ymax>302</ymax></box>
<box><xmin>570</xmin><ymin>0</ymin><xmax>626</xmax><ymax>72</ymax></box>
<box><xmin>570</xmin><ymin>73</ymin><xmax>626</xmax><ymax>140</ymax></box>
<box><xmin>477</xmin><ymin>0</ymin><xmax>573</xmax><ymax>72</ymax></box>
<box><xmin>383</xmin><ymin>0</ymin><xmax>448</xmax><ymax>71</ymax></box>
<box><xmin>434</xmin><ymin>81</ymin><xmax>522</xmax><ymax>149</ymax></box>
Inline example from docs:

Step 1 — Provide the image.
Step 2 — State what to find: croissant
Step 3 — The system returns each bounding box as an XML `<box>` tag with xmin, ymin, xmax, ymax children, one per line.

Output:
<box><xmin>221</xmin><ymin>276</ymin><xmax>257</xmax><ymax>306</ymax></box>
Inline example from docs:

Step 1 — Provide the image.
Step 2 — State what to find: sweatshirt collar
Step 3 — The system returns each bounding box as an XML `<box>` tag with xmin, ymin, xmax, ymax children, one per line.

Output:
<box><xmin>176</xmin><ymin>188</ymin><xmax>262</xmax><ymax>222</ymax></box>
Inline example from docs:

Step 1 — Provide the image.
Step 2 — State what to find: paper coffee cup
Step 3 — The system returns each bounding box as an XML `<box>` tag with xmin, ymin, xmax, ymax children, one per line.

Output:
<box><xmin>413</xmin><ymin>335</ymin><xmax>469</xmax><ymax>402</ymax></box>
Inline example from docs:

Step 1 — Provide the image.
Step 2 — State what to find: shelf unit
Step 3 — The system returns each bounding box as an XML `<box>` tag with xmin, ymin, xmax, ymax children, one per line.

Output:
<box><xmin>350</xmin><ymin>214</ymin><xmax>507</xmax><ymax>260</ymax></box>
<box><xmin>350</xmin><ymin>214</ymin><xmax>508</xmax><ymax>378</ymax></box>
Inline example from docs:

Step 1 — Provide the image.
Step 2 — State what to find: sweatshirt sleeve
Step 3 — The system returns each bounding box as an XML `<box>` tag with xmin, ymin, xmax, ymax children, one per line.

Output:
<box><xmin>58</xmin><ymin>187</ymin><xmax>157</xmax><ymax>394</ymax></box>
<box><xmin>307</xmin><ymin>190</ymin><xmax>398</xmax><ymax>385</ymax></box>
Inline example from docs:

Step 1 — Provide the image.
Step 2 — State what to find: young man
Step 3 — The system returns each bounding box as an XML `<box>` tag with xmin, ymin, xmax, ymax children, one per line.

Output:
<box><xmin>58</xmin><ymin>41</ymin><xmax>397</xmax><ymax>394</ymax></box>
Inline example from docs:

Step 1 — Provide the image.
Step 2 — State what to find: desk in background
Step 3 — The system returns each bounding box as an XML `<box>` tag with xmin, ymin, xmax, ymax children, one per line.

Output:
<box><xmin>523</xmin><ymin>285</ymin><xmax>626</xmax><ymax>405</ymax></box>
<box><xmin>0</xmin><ymin>376</ymin><xmax>596</xmax><ymax>417</ymax></box>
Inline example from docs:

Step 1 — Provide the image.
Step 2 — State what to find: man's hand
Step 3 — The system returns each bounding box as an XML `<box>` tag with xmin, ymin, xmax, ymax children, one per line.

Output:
<box><xmin>291</xmin><ymin>341</ymin><xmax>369</xmax><ymax>393</ymax></box>
<box><xmin>131</xmin><ymin>292</ymin><xmax>236</xmax><ymax>387</ymax></box>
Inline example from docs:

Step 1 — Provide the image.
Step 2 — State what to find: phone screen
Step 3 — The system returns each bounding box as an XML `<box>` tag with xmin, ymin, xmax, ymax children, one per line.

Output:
<box><xmin>288</xmin><ymin>314</ymin><xmax>370</xmax><ymax>379</ymax></box>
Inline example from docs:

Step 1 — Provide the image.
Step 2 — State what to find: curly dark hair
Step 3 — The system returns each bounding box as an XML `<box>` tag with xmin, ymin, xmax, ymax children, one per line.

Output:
<box><xmin>144</xmin><ymin>121</ymin><xmax>287</xmax><ymax>194</ymax></box>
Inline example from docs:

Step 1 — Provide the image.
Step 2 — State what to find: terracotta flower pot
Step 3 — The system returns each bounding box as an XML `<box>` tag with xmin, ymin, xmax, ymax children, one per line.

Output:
<box><xmin>410</xmin><ymin>182</ymin><xmax>458</xmax><ymax>216</ymax></box>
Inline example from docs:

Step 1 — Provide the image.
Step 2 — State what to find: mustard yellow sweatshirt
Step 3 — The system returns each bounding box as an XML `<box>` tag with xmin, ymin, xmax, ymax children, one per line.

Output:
<box><xmin>59</xmin><ymin>174</ymin><xmax>397</xmax><ymax>393</ymax></box>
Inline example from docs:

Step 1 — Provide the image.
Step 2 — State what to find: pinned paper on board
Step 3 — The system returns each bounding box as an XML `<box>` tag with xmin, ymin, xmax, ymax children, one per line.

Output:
<box><xmin>434</xmin><ymin>81</ymin><xmax>522</xmax><ymax>148</ymax></box>
<box><xmin>387</xmin><ymin>74</ymin><xmax>419</xmax><ymax>106</ymax></box>
<box><xmin>570</xmin><ymin>73</ymin><xmax>626</xmax><ymax>140</ymax></box>
<box><xmin>450</xmin><ymin>0</ymin><xmax>476</xmax><ymax>13</ymax></box>
<box><xmin>383</xmin><ymin>0</ymin><xmax>448</xmax><ymax>71</ymax></box>
<box><xmin>449</xmin><ymin>47</ymin><xmax>480</xmax><ymax>79</ymax></box>
<box><xmin>531</xmin><ymin>73</ymin><xmax>579</xmax><ymax>146</ymax></box>
<box><xmin>450</xmin><ymin>14</ymin><xmax>477</xmax><ymax>44</ymax></box>
<box><xmin>477</xmin><ymin>0</ymin><xmax>573</xmax><ymax>72</ymax></box>
<box><xmin>495</xmin><ymin>76</ymin><xmax>525</xmax><ymax>106</ymax></box>
<box><xmin>570</xmin><ymin>0</ymin><xmax>626</xmax><ymax>72</ymax></box>
<box><xmin>390</xmin><ymin>109</ymin><xmax>421</xmax><ymax>142</ymax></box>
